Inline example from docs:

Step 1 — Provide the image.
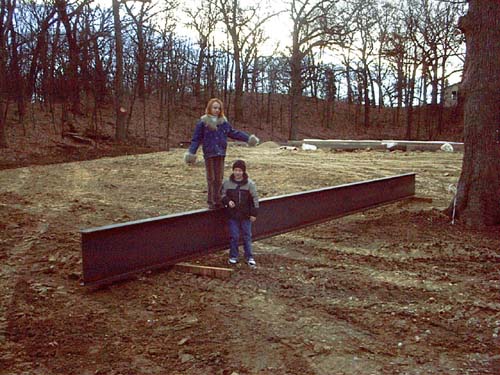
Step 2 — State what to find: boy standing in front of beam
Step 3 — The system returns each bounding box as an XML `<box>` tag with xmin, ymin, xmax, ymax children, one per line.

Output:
<box><xmin>221</xmin><ymin>160</ymin><xmax>259</xmax><ymax>268</ymax></box>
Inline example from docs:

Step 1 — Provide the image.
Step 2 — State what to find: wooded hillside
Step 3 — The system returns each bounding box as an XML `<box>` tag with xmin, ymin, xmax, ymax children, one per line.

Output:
<box><xmin>0</xmin><ymin>0</ymin><xmax>466</xmax><ymax>151</ymax></box>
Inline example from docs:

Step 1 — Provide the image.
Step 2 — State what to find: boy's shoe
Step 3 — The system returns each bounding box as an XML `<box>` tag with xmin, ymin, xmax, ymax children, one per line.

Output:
<box><xmin>228</xmin><ymin>257</ymin><xmax>238</xmax><ymax>265</ymax></box>
<box><xmin>247</xmin><ymin>258</ymin><xmax>257</xmax><ymax>268</ymax></box>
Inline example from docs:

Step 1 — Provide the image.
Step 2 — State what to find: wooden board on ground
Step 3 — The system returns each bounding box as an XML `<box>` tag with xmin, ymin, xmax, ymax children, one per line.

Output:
<box><xmin>173</xmin><ymin>263</ymin><xmax>233</xmax><ymax>279</ymax></box>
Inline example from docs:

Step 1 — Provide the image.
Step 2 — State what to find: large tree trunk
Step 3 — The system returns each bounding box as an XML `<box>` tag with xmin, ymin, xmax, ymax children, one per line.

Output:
<box><xmin>377</xmin><ymin>53</ymin><xmax>384</xmax><ymax>108</ymax></box>
<box><xmin>193</xmin><ymin>38</ymin><xmax>207</xmax><ymax>98</ymax></box>
<box><xmin>55</xmin><ymin>0</ymin><xmax>81</xmax><ymax>114</ymax></box>
<box><xmin>231</xmin><ymin>38</ymin><xmax>243</xmax><ymax>122</ymax></box>
<box><xmin>289</xmin><ymin>47</ymin><xmax>303</xmax><ymax>141</ymax></box>
<box><xmin>405</xmin><ymin>58</ymin><xmax>418</xmax><ymax>140</ymax></box>
<box><xmin>0</xmin><ymin>101</ymin><xmax>6</xmax><ymax>147</ymax></box>
<box><xmin>8</xmin><ymin>7</ymin><xmax>25</xmax><ymax>123</ymax></box>
<box><xmin>136</xmin><ymin>18</ymin><xmax>146</xmax><ymax>100</ymax></box>
<box><xmin>26</xmin><ymin>9</ymin><xmax>56</xmax><ymax>101</ymax></box>
<box><xmin>362</xmin><ymin>67</ymin><xmax>370</xmax><ymax>128</ymax></box>
<box><xmin>345</xmin><ymin>62</ymin><xmax>353</xmax><ymax>105</ymax></box>
<box><xmin>224</xmin><ymin>0</ymin><xmax>243</xmax><ymax>123</ymax></box>
<box><xmin>451</xmin><ymin>0</ymin><xmax>500</xmax><ymax>227</ymax></box>
<box><xmin>0</xmin><ymin>0</ymin><xmax>16</xmax><ymax>148</ymax></box>
<box><xmin>112</xmin><ymin>0</ymin><xmax>127</xmax><ymax>142</ymax></box>
<box><xmin>0</xmin><ymin>46</ymin><xmax>6</xmax><ymax>148</ymax></box>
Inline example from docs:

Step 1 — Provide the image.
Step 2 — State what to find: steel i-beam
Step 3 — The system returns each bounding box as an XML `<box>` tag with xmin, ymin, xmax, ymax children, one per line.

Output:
<box><xmin>81</xmin><ymin>173</ymin><xmax>415</xmax><ymax>286</ymax></box>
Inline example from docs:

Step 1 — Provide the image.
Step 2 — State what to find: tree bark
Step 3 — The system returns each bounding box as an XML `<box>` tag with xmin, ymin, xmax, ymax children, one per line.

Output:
<box><xmin>345</xmin><ymin>60</ymin><xmax>353</xmax><ymax>104</ymax></box>
<box><xmin>0</xmin><ymin>0</ymin><xmax>16</xmax><ymax>147</ymax></box>
<box><xmin>405</xmin><ymin>49</ymin><xmax>418</xmax><ymax>140</ymax></box>
<box><xmin>362</xmin><ymin>67</ymin><xmax>370</xmax><ymax>128</ymax></box>
<box><xmin>112</xmin><ymin>0</ymin><xmax>127</xmax><ymax>141</ymax></box>
<box><xmin>194</xmin><ymin>38</ymin><xmax>207</xmax><ymax>98</ymax></box>
<box><xmin>55</xmin><ymin>0</ymin><xmax>81</xmax><ymax>114</ymax></box>
<box><xmin>221</xmin><ymin>0</ymin><xmax>244</xmax><ymax>122</ymax></box>
<box><xmin>451</xmin><ymin>0</ymin><xmax>500</xmax><ymax>227</ymax></box>
<box><xmin>289</xmin><ymin>45</ymin><xmax>303</xmax><ymax>141</ymax></box>
<box><xmin>8</xmin><ymin>4</ymin><xmax>25</xmax><ymax>123</ymax></box>
<box><xmin>136</xmin><ymin>15</ymin><xmax>146</xmax><ymax>100</ymax></box>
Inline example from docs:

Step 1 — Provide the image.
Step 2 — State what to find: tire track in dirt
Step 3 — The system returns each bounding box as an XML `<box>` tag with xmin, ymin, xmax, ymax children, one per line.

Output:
<box><xmin>0</xmin><ymin>198</ymin><xmax>52</xmax><ymax>372</ymax></box>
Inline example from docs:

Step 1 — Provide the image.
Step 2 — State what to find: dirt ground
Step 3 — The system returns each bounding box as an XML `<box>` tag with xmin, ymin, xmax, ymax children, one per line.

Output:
<box><xmin>0</xmin><ymin>144</ymin><xmax>499</xmax><ymax>375</ymax></box>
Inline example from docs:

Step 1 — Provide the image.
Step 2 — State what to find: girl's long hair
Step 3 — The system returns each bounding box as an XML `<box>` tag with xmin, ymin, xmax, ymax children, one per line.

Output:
<box><xmin>205</xmin><ymin>98</ymin><xmax>225</xmax><ymax>117</ymax></box>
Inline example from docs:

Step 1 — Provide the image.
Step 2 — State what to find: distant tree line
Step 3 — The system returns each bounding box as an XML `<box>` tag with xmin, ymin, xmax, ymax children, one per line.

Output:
<box><xmin>0</xmin><ymin>0</ymin><xmax>466</xmax><ymax>146</ymax></box>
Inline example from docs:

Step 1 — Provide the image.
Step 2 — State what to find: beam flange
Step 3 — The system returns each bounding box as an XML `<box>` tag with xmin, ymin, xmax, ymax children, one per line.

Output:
<box><xmin>81</xmin><ymin>173</ymin><xmax>415</xmax><ymax>287</ymax></box>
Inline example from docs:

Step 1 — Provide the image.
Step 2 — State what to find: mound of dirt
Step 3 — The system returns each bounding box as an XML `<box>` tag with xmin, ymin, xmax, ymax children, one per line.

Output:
<box><xmin>258</xmin><ymin>141</ymin><xmax>282</xmax><ymax>148</ymax></box>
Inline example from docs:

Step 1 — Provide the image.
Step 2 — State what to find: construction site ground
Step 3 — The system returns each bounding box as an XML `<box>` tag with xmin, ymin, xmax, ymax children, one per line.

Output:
<box><xmin>1</xmin><ymin>143</ymin><xmax>499</xmax><ymax>375</ymax></box>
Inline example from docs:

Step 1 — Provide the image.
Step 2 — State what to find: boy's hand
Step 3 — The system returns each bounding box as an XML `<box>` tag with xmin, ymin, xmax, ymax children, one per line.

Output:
<box><xmin>228</xmin><ymin>200</ymin><xmax>235</xmax><ymax>208</ymax></box>
<box><xmin>250</xmin><ymin>216</ymin><xmax>256</xmax><ymax>222</ymax></box>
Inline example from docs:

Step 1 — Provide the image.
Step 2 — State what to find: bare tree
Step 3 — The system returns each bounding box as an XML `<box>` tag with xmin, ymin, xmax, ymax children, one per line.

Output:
<box><xmin>339</xmin><ymin>33</ymin><xmax>355</xmax><ymax>105</ymax></box>
<box><xmin>0</xmin><ymin>0</ymin><xmax>16</xmax><ymax>147</ymax></box>
<box><xmin>262</xmin><ymin>54</ymin><xmax>289</xmax><ymax>128</ymax></box>
<box><xmin>124</xmin><ymin>0</ymin><xmax>158</xmax><ymax>100</ymax></box>
<box><xmin>218</xmin><ymin>0</ymin><xmax>275</xmax><ymax>122</ymax></box>
<box><xmin>409</xmin><ymin>0</ymin><xmax>465</xmax><ymax>135</ymax></box>
<box><xmin>185</xmin><ymin>0</ymin><xmax>218</xmax><ymax>98</ymax></box>
<box><xmin>8</xmin><ymin>0</ymin><xmax>25</xmax><ymax>124</ymax></box>
<box><xmin>322</xmin><ymin>64</ymin><xmax>339</xmax><ymax>128</ymax></box>
<box><xmin>219</xmin><ymin>0</ymin><xmax>249</xmax><ymax>121</ymax></box>
<box><xmin>112</xmin><ymin>0</ymin><xmax>126</xmax><ymax>141</ymax></box>
<box><xmin>54</xmin><ymin>0</ymin><xmax>92</xmax><ymax>115</ymax></box>
<box><xmin>400</xmin><ymin>2</ymin><xmax>424</xmax><ymax>140</ymax></box>
<box><xmin>288</xmin><ymin>0</ymin><xmax>350</xmax><ymax>140</ymax></box>
<box><xmin>352</xmin><ymin>0</ymin><xmax>377</xmax><ymax>127</ymax></box>
<box><xmin>450</xmin><ymin>0</ymin><xmax>500</xmax><ymax>227</ymax></box>
<box><xmin>373</xmin><ymin>1</ymin><xmax>397</xmax><ymax>109</ymax></box>
<box><xmin>384</xmin><ymin>15</ymin><xmax>409</xmax><ymax>128</ymax></box>
<box><xmin>111</xmin><ymin>0</ymin><xmax>152</xmax><ymax>142</ymax></box>
<box><xmin>154</xmin><ymin>3</ymin><xmax>179</xmax><ymax>150</ymax></box>
<box><xmin>0</xmin><ymin>0</ymin><xmax>468</xmax><ymax>150</ymax></box>
<box><xmin>241</xmin><ymin>27</ymin><xmax>267</xmax><ymax>96</ymax></box>
<box><xmin>24</xmin><ymin>3</ymin><xmax>57</xmax><ymax>105</ymax></box>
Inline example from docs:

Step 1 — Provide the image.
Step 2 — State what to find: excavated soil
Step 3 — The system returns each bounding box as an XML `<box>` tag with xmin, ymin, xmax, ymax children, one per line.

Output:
<box><xmin>1</xmin><ymin>145</ymin><xmax>499</xmax><ymax>375</ymax></box>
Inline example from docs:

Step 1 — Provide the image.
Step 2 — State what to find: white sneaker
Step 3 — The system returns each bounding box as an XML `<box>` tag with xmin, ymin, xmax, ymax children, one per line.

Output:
<box><xmin>247</xmin><ymin>258</ymin><xmax>256</xmax><ymax>267</ymax></box>
<box><xmin>228</xmin><ymin>257</ymin><xmax>238</xmax><ymax>265</ymax></box>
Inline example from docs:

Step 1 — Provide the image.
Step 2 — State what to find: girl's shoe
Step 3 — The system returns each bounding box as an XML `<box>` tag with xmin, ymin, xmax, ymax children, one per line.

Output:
<box><xmin>247</xmin><ymin>258</ymin><xmax>256</xmax><ymax>267</ymax></box>
<box><xmin>228</xmin><ymin>257</ymin><xmax>238</xmax><ymax>265</ymax></box>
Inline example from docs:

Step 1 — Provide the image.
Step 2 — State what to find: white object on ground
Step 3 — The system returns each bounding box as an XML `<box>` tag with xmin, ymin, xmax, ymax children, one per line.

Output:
<box><xmin>440</xmin><ymin>143</ymin><xmax>454</xmax><ymax>152</ymax></box>
<box><xmin>384</xmin><ymin>142</ymin><xmax>397</xmax><ymax>149</ymax></box>
<box><xmin>301</xmin><ymin>143</ymin><xmax>318</xmax><ymax>151</ymax></box>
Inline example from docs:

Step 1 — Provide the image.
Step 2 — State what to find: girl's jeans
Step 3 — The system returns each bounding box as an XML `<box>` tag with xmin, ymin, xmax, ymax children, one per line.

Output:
<box><xmin>204</xmin><ymin>156</ymin><xmax>225</xmax><ymax>209</ymax></box>
<box><xmin>228</xmin><ymin>218</ymin><xmax>253</xmax><ymax>260</ymax></box>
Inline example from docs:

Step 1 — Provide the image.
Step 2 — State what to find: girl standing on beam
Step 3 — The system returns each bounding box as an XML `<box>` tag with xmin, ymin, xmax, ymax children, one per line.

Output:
<box><xmin>184</xmin><ymin>98</ymin><xmax>259</xmax><ymax>210</ymax></box>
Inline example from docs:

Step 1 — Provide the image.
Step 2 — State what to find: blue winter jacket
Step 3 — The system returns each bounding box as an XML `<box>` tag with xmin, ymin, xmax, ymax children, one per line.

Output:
<box><xmin>188</xmin><ymin>115</ymin><xmax>250</xmax><ymax>158</ymax></box>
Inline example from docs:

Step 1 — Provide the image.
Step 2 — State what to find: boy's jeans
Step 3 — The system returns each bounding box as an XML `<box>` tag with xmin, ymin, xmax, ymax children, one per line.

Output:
<box><xmin>228</xmin><ymin>218</ymin><xmax>253</xmax><ymax>260</ymax></box>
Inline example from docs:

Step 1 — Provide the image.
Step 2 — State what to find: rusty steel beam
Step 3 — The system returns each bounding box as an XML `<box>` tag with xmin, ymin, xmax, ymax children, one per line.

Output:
<box><xmin>81</xmin><ymin>173</ymin><xmax>415</xmax><ymax>286</ymax></box>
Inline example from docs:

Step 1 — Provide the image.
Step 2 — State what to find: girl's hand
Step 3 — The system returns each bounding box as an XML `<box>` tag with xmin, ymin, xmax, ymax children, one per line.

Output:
<box><xmin>250</xmin><ymin>216</ymin><xmax>256</xmax><ymax>222</ymax></box>
<box><xmin>228</xmin><ymin>201</ymin><xmax>235</xmax><ymax>208</ymax></box>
